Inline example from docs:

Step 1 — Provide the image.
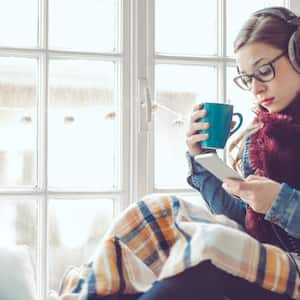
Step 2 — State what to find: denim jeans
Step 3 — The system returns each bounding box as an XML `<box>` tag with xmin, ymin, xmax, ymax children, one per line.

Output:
<box><xmin>105</xmin><ymin>260</ymin><xmax>292</xmax><ymax>300</ymax></box>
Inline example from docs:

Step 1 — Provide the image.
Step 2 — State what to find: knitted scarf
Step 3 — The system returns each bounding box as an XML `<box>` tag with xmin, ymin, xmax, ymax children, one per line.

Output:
<box><xmin>246</xmin><ymin>96</ymin><xmax>300</xmax><ymax>249</ymax></box>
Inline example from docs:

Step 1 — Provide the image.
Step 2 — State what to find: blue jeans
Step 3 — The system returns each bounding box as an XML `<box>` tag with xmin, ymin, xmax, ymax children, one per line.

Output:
<box><xmin>105</xmin><ymin>260</ymin><xmax>292</xmax><ymax>300</ymax></box>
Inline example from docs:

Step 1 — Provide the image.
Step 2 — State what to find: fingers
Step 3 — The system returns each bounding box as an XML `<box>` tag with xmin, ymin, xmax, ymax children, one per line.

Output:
<box><xmin>190</xmin><ymin>109</ymin><xmax>207</xmax><ymax>123</ymax></box>
<box><xmin>222</xmin><ymin>179</ymin><xmax>243</xmax><ymax>193</ymax></box>
<box><xmin>222</xmin><ymin>176</ymin><xmax>280</xmax><ymax>213</ymax></box>
<box><xmin>186</xmin><ymin>122</ymin><xmax>210</xmax><ymax>137</ymax></box>
<box><xmin>186</xmin><ymin>103</ymin><xmax>209</xmax><ymax>137</ymax></box>
<box><xmin>192</xmin><ymin>103</ymin><xmax>203</xmax><ymax>112</ymax></box>
<box><xmin>246</xmin><ymin>174</ymin><xmax>266</xmax><ymax>181</ymax></box>
<box><xmin>186</xmin><ymin>103</ymin><xmax>210</xmax><ymax>156</ymax></box>
<box><xmin>223</xmin><ymin>179</ymin><xmax>254</xmax><ymax>192</ymax></box>
<box><xmin>222</xmin><ymin>178</ymin><xmax>260</xmax><ymax>203</ymax></box>
<box><xmin>186</xmin><ymin>133</ymin><xmax>209</xmax><ymax>147</ymax></box>
<box><xmin>222</xmin><ymin>180</ymin><xmax>254</xmax><ymax>203</ymax></box>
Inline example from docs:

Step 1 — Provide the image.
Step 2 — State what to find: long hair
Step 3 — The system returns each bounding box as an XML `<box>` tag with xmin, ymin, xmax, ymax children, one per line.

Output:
<box><xmin>229</xmin><ymin>13</ymin><xmax>297</xmax><ymax>172</ymax></box>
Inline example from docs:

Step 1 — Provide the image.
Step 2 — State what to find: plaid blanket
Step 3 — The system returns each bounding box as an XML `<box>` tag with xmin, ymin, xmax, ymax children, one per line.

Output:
<box><xmin>59</xmin><ymin>195</ymin><xmax>300</xmax><ymax>299</ymax></box>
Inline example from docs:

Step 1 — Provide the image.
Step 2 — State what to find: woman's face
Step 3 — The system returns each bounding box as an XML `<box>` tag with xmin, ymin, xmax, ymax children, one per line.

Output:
<box><xmin>235</xmin><ymin>42</ymin><xmax>300</xmax><ymax>113</ymax></box>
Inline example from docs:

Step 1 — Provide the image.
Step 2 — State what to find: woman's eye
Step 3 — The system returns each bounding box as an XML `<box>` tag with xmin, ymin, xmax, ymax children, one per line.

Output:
<box><xmin>257</xmin><ymin>65</ymin><xmax>273</xmax><ymax>77</ymax></box>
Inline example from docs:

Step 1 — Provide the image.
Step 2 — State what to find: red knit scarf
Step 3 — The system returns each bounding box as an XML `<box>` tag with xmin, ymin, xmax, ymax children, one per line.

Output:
<box><xmin>246</xmin><ymin>97</ymin><xmax>300</xmax><ymax>248</ymax></box>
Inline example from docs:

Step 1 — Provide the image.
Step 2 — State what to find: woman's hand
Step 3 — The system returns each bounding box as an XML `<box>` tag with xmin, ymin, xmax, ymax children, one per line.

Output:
<box><xmin>185</xmin><ymin>104</ymin><xmax>236</xmax><ymax>157</ymax></box>
<box><xmin>222</xmin><ymin>175</ymin><xmax>281</xmax><ymax>214</ymax></box>
<box><xmin>186</xmin><ymin>104</ymin><xmax>211</xmax><ymax>156</ymax></box>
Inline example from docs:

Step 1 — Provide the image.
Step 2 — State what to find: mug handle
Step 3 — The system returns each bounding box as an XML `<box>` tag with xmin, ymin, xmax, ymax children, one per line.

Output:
<box><xmin>229</xmin><ymin>112</ymin><xmax>243</xmax><ymax>136</ymax></box>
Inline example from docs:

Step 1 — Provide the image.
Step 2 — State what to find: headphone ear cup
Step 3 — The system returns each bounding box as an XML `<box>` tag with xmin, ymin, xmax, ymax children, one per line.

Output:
<box><xmin>288</xmin><ymin>30</ymin><xmax>300</xmax><ymax>73</ymax></box>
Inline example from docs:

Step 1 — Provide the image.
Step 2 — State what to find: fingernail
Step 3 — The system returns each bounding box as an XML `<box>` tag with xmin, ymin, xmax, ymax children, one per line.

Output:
<box><xmin>222</xmin><ymin>182</ymin><xmax>237</xmax><ymax>191</ymax></box>
<box><xmin>222</xmin><ymin>183</ymin><xmax>229</xmax><ymax>189</ymax></box>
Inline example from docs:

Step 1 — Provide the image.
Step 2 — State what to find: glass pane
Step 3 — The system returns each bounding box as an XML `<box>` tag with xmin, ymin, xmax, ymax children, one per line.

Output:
<box><xmin>49</xmin><ymin>0</ymin><xmax>119</xmax><ymax>52</ymax></box>
<box><xmin>0</xmin><ymin>0</ymin><xmax>38</xmax><ymax>48</ymax></box>
<box><xmin>155</xmin><ymin>64</ymin><xmax>217</xmax><ymax>189</ymax></box>
<box><xmin>0</xmin><ymin>58</ymin><xmax>37</xmax><ymax>187</ymax></box>
<box><xmin>156</xmin><ymin>0</ymin><xmax>217</xmax><ymax>55</ymax></box>
<box><xmin>48</xmin><ymin>198</ymin><xmax>114</xmax><ymax>291</ymax></box>
<box><xmin>227</xmin><ymin>0</ymin><xmax>285</xmax><ymax>56</ymax></box>
<box><xmin>48</xmin><ymin>59</ymin><xmax>118</xmax><ymax>190</ymax></box>
<box><xmin>0</xmin><ymin>197</ymin><xmax>37</xmax><ymax>258</ymax></box>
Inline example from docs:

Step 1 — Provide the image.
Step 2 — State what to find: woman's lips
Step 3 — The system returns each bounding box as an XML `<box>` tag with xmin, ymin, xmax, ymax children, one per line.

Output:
<box><xmin>261</xmin><ymin>97</ymin><xmax>274</xmax><ymax>106</ymax></box>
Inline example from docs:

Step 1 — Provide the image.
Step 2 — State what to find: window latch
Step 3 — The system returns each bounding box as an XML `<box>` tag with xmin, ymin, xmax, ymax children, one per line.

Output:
<box><xmin>138</xmin><ymin>78</ymin><xmax>153</xmax><ymax>132</ymax></box>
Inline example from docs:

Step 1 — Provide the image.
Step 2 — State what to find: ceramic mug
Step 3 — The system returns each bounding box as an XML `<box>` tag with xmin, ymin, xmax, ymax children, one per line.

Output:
<box><xmin>198</xmin><ymin>102</ymin><xmax>243</xmax><ymax>149</ymax></box>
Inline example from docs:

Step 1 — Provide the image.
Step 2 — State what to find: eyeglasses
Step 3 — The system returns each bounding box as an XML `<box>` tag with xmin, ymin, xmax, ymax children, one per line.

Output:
<box><xmin>233</xmin><ymin>51</ymin><xmax>286</xmax><ymax>91</ymax></box>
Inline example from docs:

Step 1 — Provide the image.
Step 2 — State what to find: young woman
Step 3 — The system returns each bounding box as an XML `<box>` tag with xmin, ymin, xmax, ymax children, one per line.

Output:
<box><xmin>183</xmin><ymin>6</ymin><xmax>300</xmax><ymax>300</ymax></box>
<box><xmin>57</xmin><ymin>7</ymin><xmax>300</xmax><ymax>300</ymax></box>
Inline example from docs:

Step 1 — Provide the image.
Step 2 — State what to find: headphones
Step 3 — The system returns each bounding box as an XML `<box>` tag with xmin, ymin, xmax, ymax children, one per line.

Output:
<box><xmin>253</xmin><ymin>7</ymin><xmax>300</xmax><ymax>72</ymax></box>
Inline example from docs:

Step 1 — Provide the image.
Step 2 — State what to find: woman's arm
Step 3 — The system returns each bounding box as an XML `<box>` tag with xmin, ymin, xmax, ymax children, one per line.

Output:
<box><xmin>186</xmin><ymin>152</ymin><xmax>246</xmax><ymax>226</ymax></box>
<box><xmin>265</xmin><ymin>183</ymin><xmax>300</xmax><ymax>238</ymax></box>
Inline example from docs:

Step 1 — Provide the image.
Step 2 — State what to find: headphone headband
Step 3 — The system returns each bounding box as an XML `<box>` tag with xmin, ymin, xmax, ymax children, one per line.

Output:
<box><xmin>252</xmin><ymin>7</ymin><xmax>300</xmax><ymax>73</ymax></box>
<box><xmin>253</xmin><ymin>7</ymin><xmax>298</xmax><ymax>24</ymax></box>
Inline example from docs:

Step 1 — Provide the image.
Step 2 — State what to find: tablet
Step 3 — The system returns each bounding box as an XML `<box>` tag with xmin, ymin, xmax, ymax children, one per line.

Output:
<box><xmin>195</xmin><ymin>153</ymin><xmax>244</xmax><ymax>181</ymax></box>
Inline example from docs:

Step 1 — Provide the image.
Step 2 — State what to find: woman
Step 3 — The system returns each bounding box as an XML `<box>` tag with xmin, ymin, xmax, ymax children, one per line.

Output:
<box><xmin>183</xmin><ymin>6</ymin><xmax>300</xmax><ymax>300</ymax></box>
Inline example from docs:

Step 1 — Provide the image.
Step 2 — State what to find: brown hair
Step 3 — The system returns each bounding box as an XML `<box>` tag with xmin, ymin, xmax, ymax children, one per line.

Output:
<box><xmin>229</xmin><ymin>14</ymin><xmax>297</xmax><ymax>172</ymax></box>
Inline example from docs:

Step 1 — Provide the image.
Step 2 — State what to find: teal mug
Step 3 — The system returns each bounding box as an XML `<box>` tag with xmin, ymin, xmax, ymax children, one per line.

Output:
<box><xmin>198</xmin><ymin>102</ymin><xmax>243</xmax><ymax>149</ymax></box>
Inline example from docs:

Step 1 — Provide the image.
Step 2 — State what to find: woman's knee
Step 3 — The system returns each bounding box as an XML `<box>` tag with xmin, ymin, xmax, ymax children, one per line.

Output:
<box><xmin>138</xmin><ymin>260</ymin><xmax>225</xmax><ymax>300</ymax></box>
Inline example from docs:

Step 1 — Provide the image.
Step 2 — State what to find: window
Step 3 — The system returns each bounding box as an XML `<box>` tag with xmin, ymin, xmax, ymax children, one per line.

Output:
<box><xmin>0</xmin><ymin>0</ymin><xmax>294</xmax><ymax>298</ymax></box>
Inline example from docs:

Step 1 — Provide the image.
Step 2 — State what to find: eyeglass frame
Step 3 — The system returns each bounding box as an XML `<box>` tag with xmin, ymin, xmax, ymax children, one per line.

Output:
<box><xmin>233</xmin><ymin>51</ymin><xmax>287</xmax><ymax>91</ymax></box>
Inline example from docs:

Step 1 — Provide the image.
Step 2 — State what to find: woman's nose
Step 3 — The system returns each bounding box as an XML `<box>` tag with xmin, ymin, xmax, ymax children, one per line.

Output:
<box><xmin>251</xmin><ymin>77</ymin><xmax>267</xmax><ymax>95</ymax></box>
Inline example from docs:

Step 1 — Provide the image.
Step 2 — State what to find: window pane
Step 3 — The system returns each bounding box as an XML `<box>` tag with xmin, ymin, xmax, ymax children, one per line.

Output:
<box><xmin>48</xmin><ymin>59</ymin><xmax>119</xmax><ymax>190</ymax></box>
<box><xmin>0</xmin><ymin>58</ymin><xmax>37</xmax><ymax>187</ymax></box>
<box><xmin>155</xmin><ymin>64</ymin><xmax>217</xmax><ymax>189</ymax></box>
<box><xmin>0</xmin><ymin>0</ymin><xmax>38</xmax><ymax>48</ymax></box>
<box><xmin>49</xmin><ymin>0</ymin><xmax>119</xmax><ymax>52</ymax></box>
<box><xmin>0</xmin><ymin>197</ymin><xmax>37</xmax><ymax>257</ymax></box>
<box><xmin>227</xmin><ymin>0</ymin><xmax>285</xmax><ymax>56</ymax></box>
<box><xmin>48</xmin><ymin>198</ymin><xmax>114</xmax><ymax>291</ymax></box>
<box><xmin>156</xmin><ymin>0</ymin><xmax>217</xmax><ymax>55</ymax></box>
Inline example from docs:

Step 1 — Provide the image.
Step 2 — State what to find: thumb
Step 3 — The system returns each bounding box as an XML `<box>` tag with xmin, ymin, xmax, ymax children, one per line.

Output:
<box><xmin>245</xmin><ymin>174</ymin><xmax>266</xmax><ymax>181</ymax></box>
<box><xmin>223</xmin><ymin>178</ymin><xmax>254</xmax><ymax>193</ymax></box>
